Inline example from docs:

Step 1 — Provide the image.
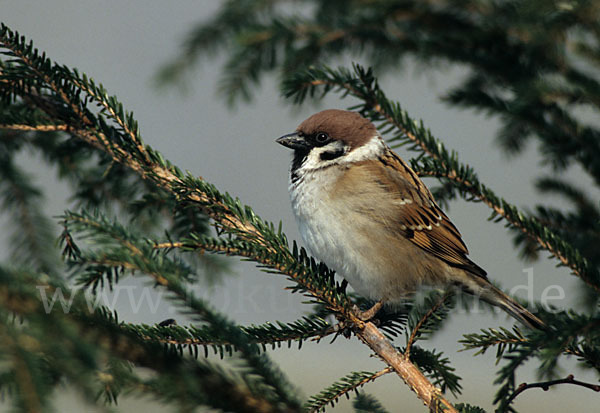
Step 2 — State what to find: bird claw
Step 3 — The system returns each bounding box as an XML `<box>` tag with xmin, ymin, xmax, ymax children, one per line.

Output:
<box><xmin>353</xmin><ymin>301</ymin><xmax>384</xmax><ymax>322</ymax></box>
<box><xmin>330</xmin><ymin>302</ymin><xmax>384</xmax><ymax>340</ymax></box>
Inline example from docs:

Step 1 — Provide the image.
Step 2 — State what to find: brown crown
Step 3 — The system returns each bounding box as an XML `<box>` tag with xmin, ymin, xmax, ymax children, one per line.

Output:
<box><xmin>296</xmin><ymin>109</ymin><xmax>377</xmax><ymax>149</ymax></box>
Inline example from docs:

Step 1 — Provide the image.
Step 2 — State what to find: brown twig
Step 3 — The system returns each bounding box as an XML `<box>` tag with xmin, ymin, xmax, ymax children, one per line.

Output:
<box><xmin>506</xmin><ymin>374</ymin><xmax>600</xmax><ymax>406</ymax></box>
<box><xmin>0</xmin><ymin>123</ymin><xmax>68</xmax><ymax>132</ymax></box>
<box><xmin>153</xmin><ymin>241</ymin><xmax>184</xmax><ymax>249</ymax></box>
<box><xmin>357</xmin><ymin>322</ymin><xmax>456</xmax><ymax>413</ymax></box>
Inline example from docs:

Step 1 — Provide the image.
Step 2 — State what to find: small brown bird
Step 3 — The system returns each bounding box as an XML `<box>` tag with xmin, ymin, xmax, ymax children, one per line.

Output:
<box><xmin>276</xmin><ymin>109</ymin><xmax>543</xmax><ymax>328</ymax></box>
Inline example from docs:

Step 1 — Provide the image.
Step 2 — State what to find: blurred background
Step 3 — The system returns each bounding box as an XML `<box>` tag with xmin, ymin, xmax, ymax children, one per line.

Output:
<box><xmin>1</xmin><ymin>1</ymin><xmax>596</xmax><ymax>411</ymax></box>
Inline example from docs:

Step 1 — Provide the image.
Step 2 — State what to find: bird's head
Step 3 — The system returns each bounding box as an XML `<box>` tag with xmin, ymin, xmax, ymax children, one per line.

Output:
<box><xmin>276</xmin><ymin>109</ymin><xmax>382</xmax><ymax>177</ymax></box>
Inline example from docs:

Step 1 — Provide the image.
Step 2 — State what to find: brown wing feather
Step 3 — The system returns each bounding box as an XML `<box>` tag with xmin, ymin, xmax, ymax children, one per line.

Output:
<box><xmin>354</xmin><ymin>150</ymin><xmax>487</xmax><ymax>278</ymax></box>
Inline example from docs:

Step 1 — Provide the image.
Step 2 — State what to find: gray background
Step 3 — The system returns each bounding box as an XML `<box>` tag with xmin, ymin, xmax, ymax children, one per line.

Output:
<box><xmin>1</xmin><ymin>1</ymin><xmax>596</xmax><ymax>412</ymax></box>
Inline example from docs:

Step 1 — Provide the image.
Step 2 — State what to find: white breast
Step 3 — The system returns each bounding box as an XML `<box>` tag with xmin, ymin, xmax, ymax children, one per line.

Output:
<box><xmin>290</xmin><ymin>166</ymin><xmax>374</xmax><ymax>295</ymax></box>
<box><xmin>289</xmin><ymin>165</ymin><xmax>421</xmax><ymax>300</ymax></box>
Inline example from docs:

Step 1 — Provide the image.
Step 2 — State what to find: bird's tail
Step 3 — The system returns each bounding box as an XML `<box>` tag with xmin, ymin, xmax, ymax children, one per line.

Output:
<box><xmin>466</xmin><ymin>276</ymin><xmax>545</xmax><ymax>330</ymax></box>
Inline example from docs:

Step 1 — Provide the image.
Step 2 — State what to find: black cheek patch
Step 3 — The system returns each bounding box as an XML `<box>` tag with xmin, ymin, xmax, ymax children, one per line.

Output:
<box><xmin>291</xmin><ymin>150</ymin><xmax>309</xmax><ymax>183</ymax></box>
<box><xmin>320</xmin><ymin>149</ymin><xmax>345</xmax><ymax>161</ymax></box>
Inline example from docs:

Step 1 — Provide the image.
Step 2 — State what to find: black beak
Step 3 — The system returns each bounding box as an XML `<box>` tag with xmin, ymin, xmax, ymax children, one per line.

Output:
<box><xmin>276</xmin><ymin>132</ymin><xmax>309</xmax><ymax>150</ymax></box>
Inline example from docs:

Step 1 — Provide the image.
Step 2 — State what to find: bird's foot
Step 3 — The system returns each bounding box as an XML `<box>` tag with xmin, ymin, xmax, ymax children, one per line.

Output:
<box><xmin>353</xmin><ymin>301</ymin><xmax>384</xmax><ymax>322</ymax></box>
<box><xmin>330</xmin><ymin>301</ymin><xmax>383</xmax><ymax>339</ymax></box>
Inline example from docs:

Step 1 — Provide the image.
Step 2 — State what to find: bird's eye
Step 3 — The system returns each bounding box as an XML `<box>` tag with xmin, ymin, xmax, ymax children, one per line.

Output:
<box><xmin>315</xmin><ymin>132</ymin><xmax>329</xmax><ymax>143</ymax></box>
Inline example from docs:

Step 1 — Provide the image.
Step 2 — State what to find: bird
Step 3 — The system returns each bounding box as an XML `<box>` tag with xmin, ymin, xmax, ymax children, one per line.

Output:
<box><xmin>276</xmin><ymin>109</ymin><xmax>543</xmax><ymax>329</ymax></box>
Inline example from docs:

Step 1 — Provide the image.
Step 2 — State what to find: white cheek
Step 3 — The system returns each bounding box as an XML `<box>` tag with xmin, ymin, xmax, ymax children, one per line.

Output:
<box><xmin>344</xmin><ymin>135</ymin><xmax>386</xmax><ymax>162</ymax></box>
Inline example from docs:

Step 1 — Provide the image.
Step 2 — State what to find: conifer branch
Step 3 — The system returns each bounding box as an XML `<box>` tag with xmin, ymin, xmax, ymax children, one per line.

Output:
<box><xmin>460</xmin><ymin>311</ymin><xmax>600</xmax><ymax>410</ymax></box>
<box><xmin>0</xmin><ymin>267</ymin><xmax>290</xmax><ymax>412</ymax></box>
<box><xmin>304</xmin><ymin>368</ymin><xmax>392</xmax><ymax>412</ymax></box>
<box><xmin>152</xmin><ymin>236</ymin><xmax>459</xmax><ymax>408</ymax></box>
<box><xmin>129</xmin><ymin>317</ymin><xmax>334</xmax><ymax>355</ymax></box>
<box><xmin>0</xmin><ymin>155</ymin><xmax>59</xmax><ymax>274</ymax></box>
<box><xmin>0</xmin><ymin>323</ymin><xmax>43</xmax><ymax>413</ymax></box>
<box><xmin>406</xmin><ymin>291</ymin><xmax>453</xmax><ymax>357</ymax></box>
<box><xmin>460</xmin><ymin>327</ymin><xmax>528</xmax><ymax>358</ymax></box>
<box><xmin>1</xmin><ymin>25</ymin><xmax>460</xmax><ymax>412</ymax></box>
<box><xmin>353</xmin><ymin>392</ymin><xmax>390</xmax><ymax>413</ymax></box>
<box><xmin>61</xmin><ymin>210</ymin><xmax>303</xmax><ymax>408</ymax></box>
<box><xmin>156</xmin><ymin>239</ymin><xmax>459</xmax><ymax>408</ymax></box>
<box><xmin>409</xmin><ymin>346</ymin><xmax>462</xmax><ymax>397</ymax></box>
<box><xmin>68</xmin><ymin>71</ymin><xmax>151</xmax><ymax>164</ymax></box>
<box><xmin>461</xmin><ymin>311</ymin><xmax>600</xmax><ymax>375</ymax></box>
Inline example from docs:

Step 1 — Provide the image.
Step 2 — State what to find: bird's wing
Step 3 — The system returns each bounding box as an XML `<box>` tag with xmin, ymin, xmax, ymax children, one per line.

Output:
<box><xmin>350</xmin><ymin>150</ymin><xmax>487</xmax><ymax>278</ymax></box>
